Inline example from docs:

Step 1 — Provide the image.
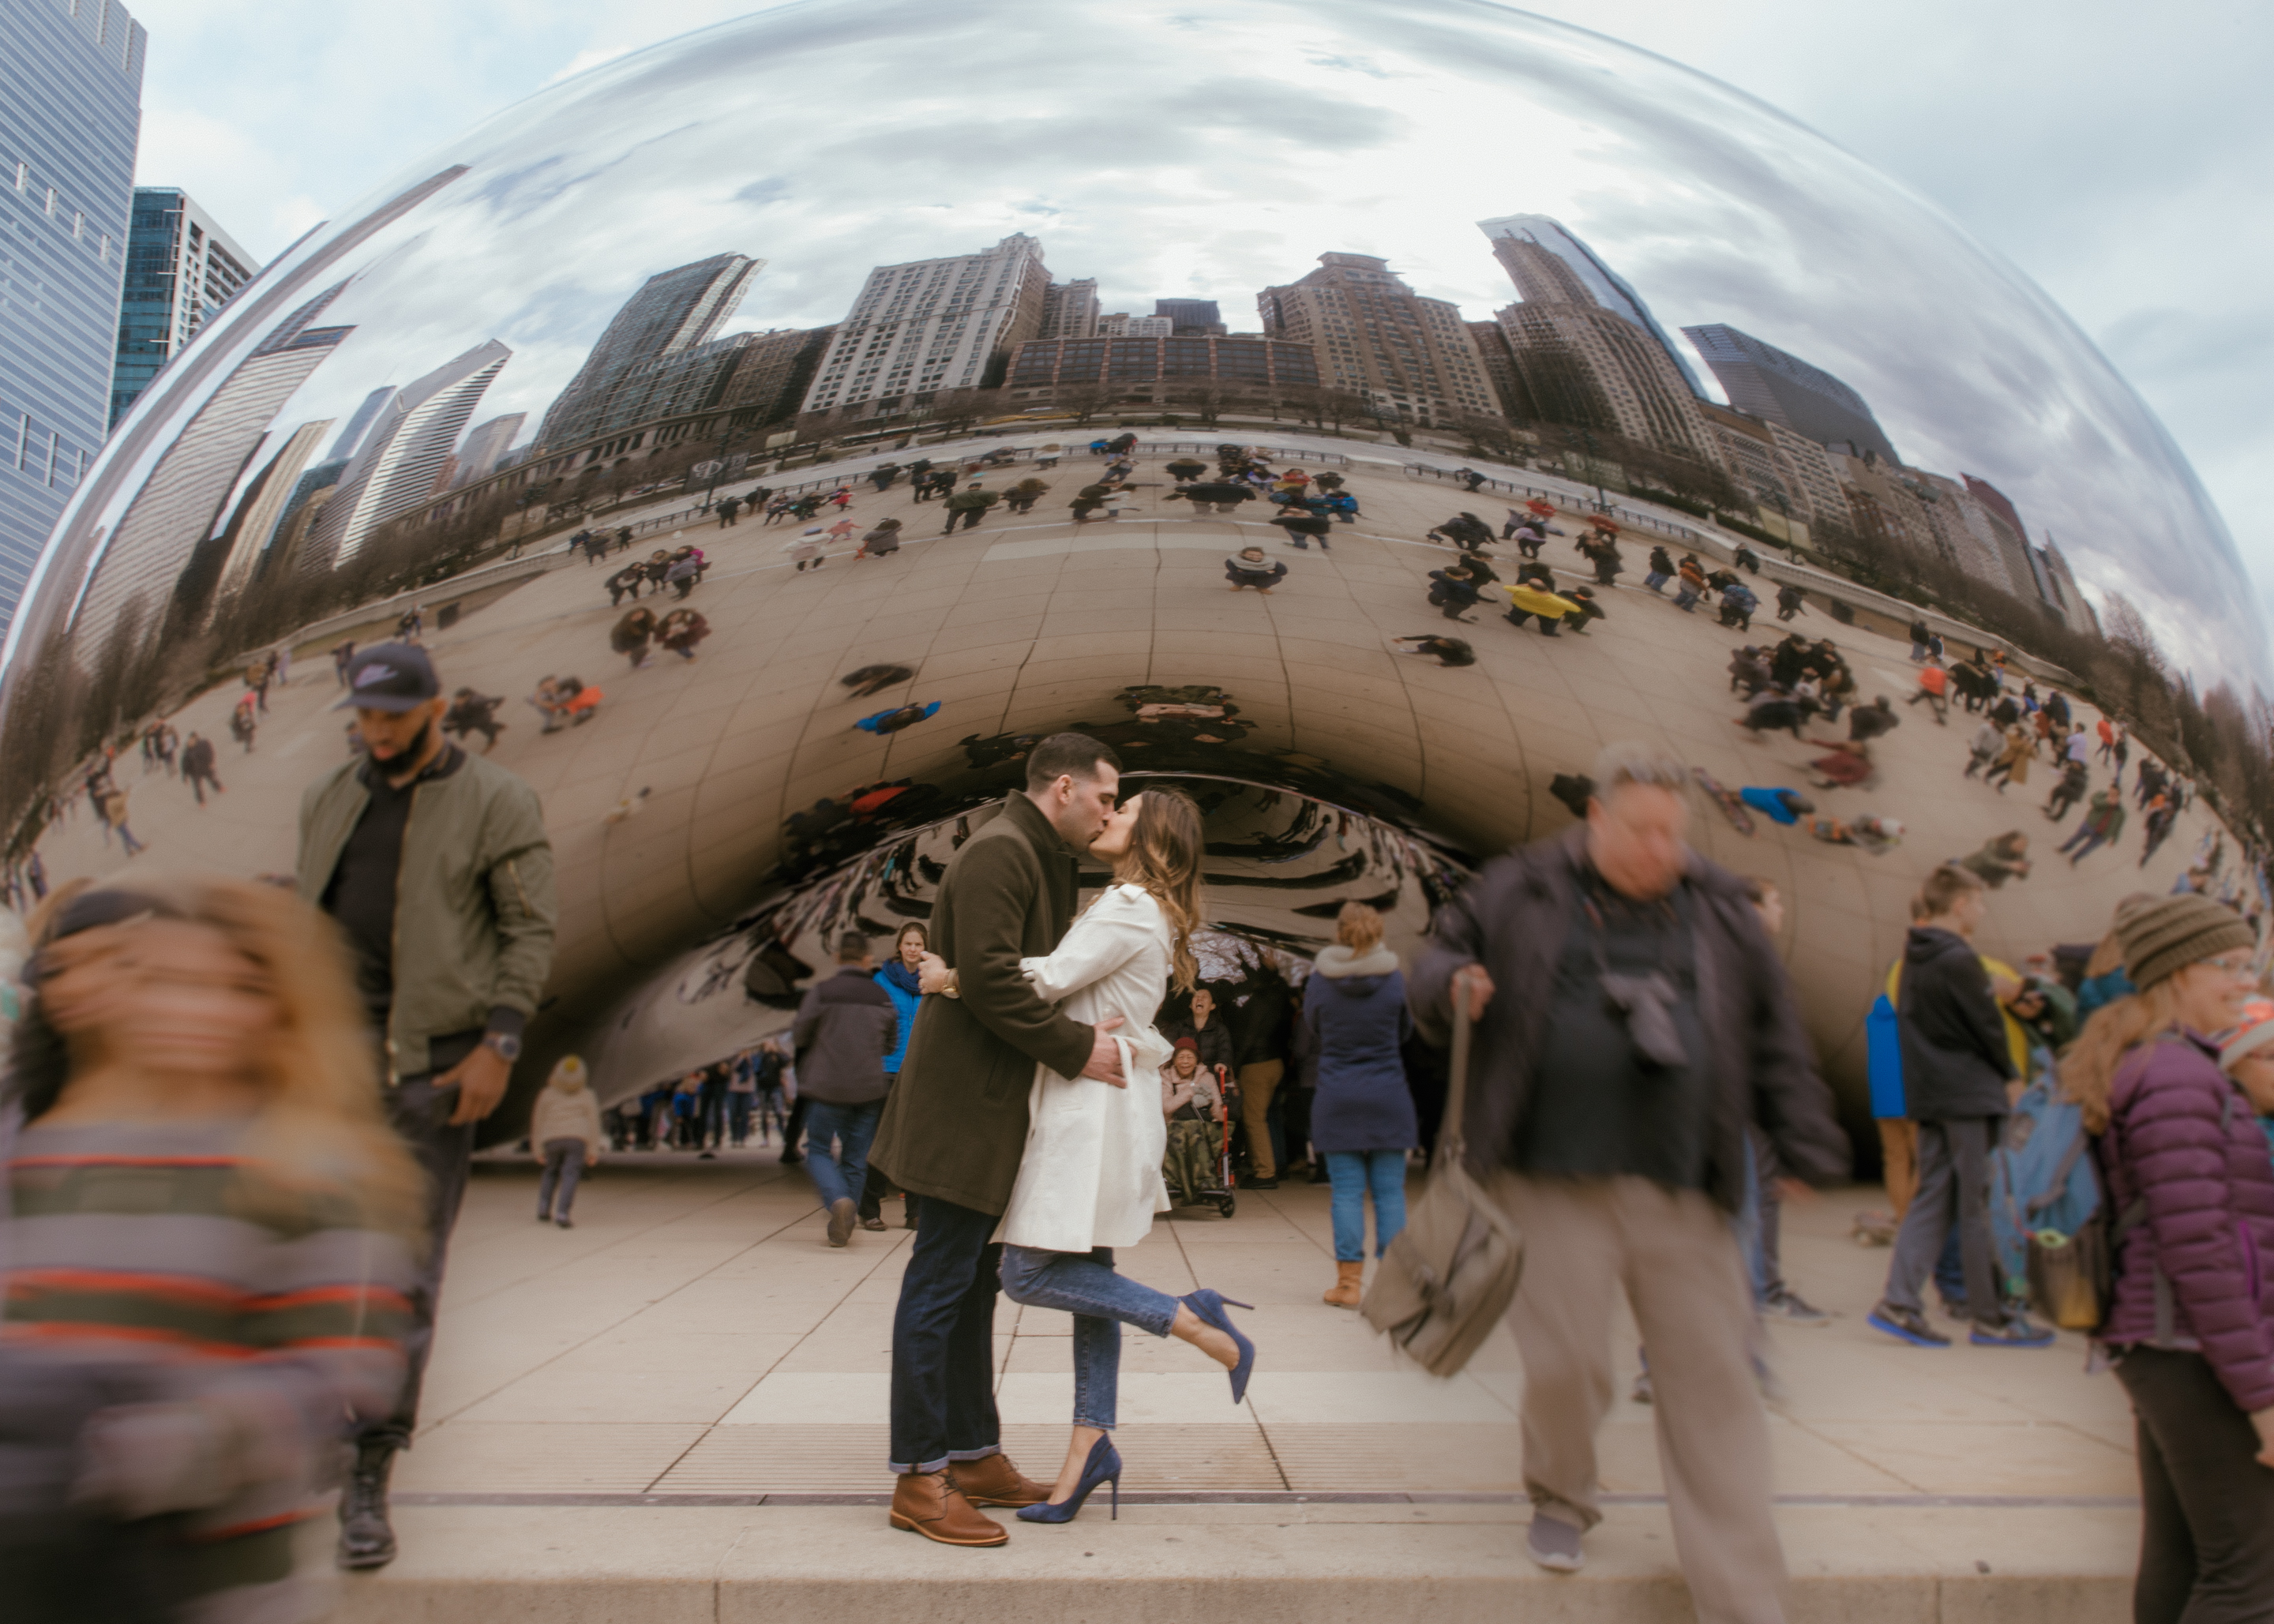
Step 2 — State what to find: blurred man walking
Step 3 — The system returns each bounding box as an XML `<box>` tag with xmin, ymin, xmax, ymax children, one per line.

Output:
<box><xmin>298</xmin><ymin>643</ymin><xmax>557</xmax><ymax>1570</ymax></box>
<box><xmin>1411</xmin><ymin>742</ymin><xmax>1847</xmax><ymax>1622</ymax></box>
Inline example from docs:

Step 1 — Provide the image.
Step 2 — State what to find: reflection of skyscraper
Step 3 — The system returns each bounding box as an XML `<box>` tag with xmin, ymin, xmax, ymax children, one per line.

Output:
<box><xmin>111</xmin><ymin>188</ymin><xmax>257</xmax><ymax>429</ymax></box>
<box><xmin>1041</xmin><ymin>279</ymin><xmax>1099</xmax><ymax>339</ymax></box>
<box><xmin>1154</xmin><ymin>298</ymin><xmax>1225</xmax><ymax>336</ymax></box>
<box><xmin>801</xmin><ymin>235</ymin><xmax>1051</xmax><ymax>417</ymax></box>
<box><xmin>1</xmin><ymin>0</ymin><xmax>145</xmax><ymax>641</ymax></box>
<box><xmin>1478</xmin><ymin>216</ymin><xmax>1705</xmax><ymax>397</ymax></box>
<box><xmin>331</xmin><ymin>386</ymin><xmax>396</xmax><ymax>464</ymax></box>
<box><xmin>1682</xmin><ymin>324</ymin><xmax>1898</xmax><ymax>464</ymax></box>
<box><xmin>212</xmin><ymin>418</ymin><xmax>332</xmax><ymax>600</ymax></box>
<box><xmin>1258</xmin><ymin>253</ymin><xmax>1499</xmax><ymax>427</ymax></box>
<box><xmin>1479</xmin><ymin>217</ymin><xmax>1714</xmax><ymax>456</ymax></box>
<box><xmin>537</xmin><ymin>254</ymin><xmax>761</xmax><ymax>448</ymax></box>
<box><xmin>450</xmin><ymin>413</ymin><xmax>526</xmax><ymax>489</ymax></box>
<box><xmin>309</xmin><ymin>339</ymin><xmax>511</xmax><ymax>569</ymax></box>
<box><xmin>66</xmin><ymin>286</ymin><xmax>353</xmax><ymax>644</ymax></box>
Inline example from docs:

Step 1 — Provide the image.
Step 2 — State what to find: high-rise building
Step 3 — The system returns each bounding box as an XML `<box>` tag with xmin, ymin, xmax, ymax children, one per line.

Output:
<box><xmin>1478</xmin><ymin>216</ymin><xmax>1705</xmax><ymax>397</ymax></box>
<box><xmin>450</xmin><ymin>413</ymin><xmax>525</xmax><ymax>489</ymax></box>
<box><xmin>1005</xmin><ymin>334</ymin><xmax>1318</xmax><ymax>409</ymax></box>
<box><xmin>1098</xmin><ymin>312</ymin><xmax>1172</xmax><ymax>339</ymax></box>
<box><xmin>1154</xmin><ymin>298</ymin><xmax>1225</xmax><ymax>336</ymax></box>
<box><xmin>65</xmin><ymin>285</ymin><xmax>352</xmax><ymax>650</ymax></box>
<box><xmin>536</xmin><ymin>253</ymin><xmax>760</xmax><ymax>448</ymax></box>
<box><xmin>210</xmin><ymin>418</ymin><xmax>332</xmax><ymax>599</ymax></box>
<box><xmin>800</xmin><ymin>234</ymin><xmax>1051</xmax><ymax>418</ymax></box>
<box><xmin>714</xmin><ymin>325</ymin><xmax>834</xmax><ymax>424</ymax></box>
<box><xmin>0</xmin><ymin>0</ymin><xmax>146</xmax><ymax>640</ymax></box>
<box><xmin>1041</xmin><ymin>279</ymin><xmax>1099</xmax><ymax>339</ymax></box>
<box><xmin>110</xmin><ymin>186</ymin><xmax>256</xmax><ymax>428</ymax></box>
<box><xmin>308</xmin><ymin>339</ymin><xmax>510</xmax><ymax>570</ymax></box>
<box><xmin>2034</xmin><ymin>538</ymin><xmax>2097</xmax><ymax>636</ymax></box>
<box><xmin>1257</xmin><ymin>253</ymin><xmax>1499</xmax><ymax>428</ymax></box>
<box><xmin>330</xmin><ymin>385</ymin><xmax>395</xmax><ymax>465</ymax></box>
<box><xmin>1493</xmin><ymin>297</ymin><xmax>1715</xmax><ymax>457</ymax></box>
<box><xmin>1682</xmin><ymin>323</ymin><xmax>1899</xmax><ymax>464</ymax></box>
<box><xmin>1465</xmin><ymin>320</ymin><xmax>1532</xmax><ymax>420</ymax></box>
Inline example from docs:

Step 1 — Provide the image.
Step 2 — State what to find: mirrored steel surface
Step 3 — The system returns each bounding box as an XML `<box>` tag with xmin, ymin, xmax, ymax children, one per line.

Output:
<box><xmin>1</xmin><ymin>0</ymin><xmax>2258</xmax><ymax>1142</ymax></box>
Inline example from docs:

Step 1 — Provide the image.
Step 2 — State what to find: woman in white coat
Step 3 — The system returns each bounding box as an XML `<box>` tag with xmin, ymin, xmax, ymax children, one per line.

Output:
<box><xmin>920</xmin><ymin>788</ymin><xmax>1255</xmax><ymax>1523</ymax></box>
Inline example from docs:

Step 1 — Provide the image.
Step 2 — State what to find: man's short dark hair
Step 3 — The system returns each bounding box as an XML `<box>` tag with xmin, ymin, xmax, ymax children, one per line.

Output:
<box><xmin>836</xmin><ymin>930</ymin><xmax>869</xmax><ymax>962</ymax></box>
<box><xmin>1025</xmin><ymin>733</ymin><xmax>1121</xmax><ymax>792</ymax></box>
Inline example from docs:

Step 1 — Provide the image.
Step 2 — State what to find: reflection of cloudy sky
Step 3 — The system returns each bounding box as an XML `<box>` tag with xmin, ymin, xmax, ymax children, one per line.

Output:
<box><xmin>125</xmin><ymin>0</ymin><xmax>2264</xmax><ymax>681</ymax></box>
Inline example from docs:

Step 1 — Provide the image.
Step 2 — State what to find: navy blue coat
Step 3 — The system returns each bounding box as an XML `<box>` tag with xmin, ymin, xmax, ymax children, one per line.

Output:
<box><xmin>1304</xmin><ymin>950</ymin><xmax>1417</xmax><ymax>1153</ymax></box>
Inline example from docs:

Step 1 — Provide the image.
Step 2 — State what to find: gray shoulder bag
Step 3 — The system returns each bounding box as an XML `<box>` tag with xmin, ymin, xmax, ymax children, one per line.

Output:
<box><xmin>1360</xmin><ymin>998</ymin><xmax>1525</xmax><ymax>1375</ymax></box>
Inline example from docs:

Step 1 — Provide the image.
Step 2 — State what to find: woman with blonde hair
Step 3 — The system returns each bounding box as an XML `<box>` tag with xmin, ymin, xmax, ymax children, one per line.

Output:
<box><xmin>919</xmin><ymin>788</ymin><xmax>1256</xmax><ymax>1523</ymax></box>
<box><xmin>2062</xmin><ymin>894</ymin><xmax>2274</xmax><ymax>1623</ymax></box>
<box><xmin>0</xmin><ymin>876</ymin><xmax>419</xmax><ymax>1621</ymax></box>
<box><xmin>1305</xmin><ymin>901</ymin><xmax>1415</xmax><ymax>1308</ymax></box>
<box><xmin>531</xmin><ymin>1056</ymin><xmax>603</xmax><ymax>1228</ymax></box>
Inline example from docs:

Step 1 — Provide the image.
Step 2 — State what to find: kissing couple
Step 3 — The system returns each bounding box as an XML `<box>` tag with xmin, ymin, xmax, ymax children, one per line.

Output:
<box><xmin>866</xmin><ymin>733</ymin><xmax>1257</xmax><ymax>1544</ymax></box>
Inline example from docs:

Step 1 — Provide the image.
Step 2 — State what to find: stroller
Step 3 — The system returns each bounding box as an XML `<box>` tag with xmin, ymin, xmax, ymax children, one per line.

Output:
<box><xmin>1161</xmin><ymin>1065</ymin><xmax>1237</xmax><ymax>1218</ymax></box>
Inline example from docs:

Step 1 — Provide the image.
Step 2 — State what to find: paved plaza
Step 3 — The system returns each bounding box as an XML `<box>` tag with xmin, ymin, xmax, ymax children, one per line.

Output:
<box><xmin>331</xmin><ymin>1151</ymin><xmax>2138</xmax><ymax>1618</ymax></box>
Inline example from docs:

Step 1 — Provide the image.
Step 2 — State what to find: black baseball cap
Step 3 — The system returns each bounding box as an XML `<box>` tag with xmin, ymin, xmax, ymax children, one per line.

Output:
<box><xmin>336</xmin><ymin>643</ymin><xmax>441</xmax><ymax>712</ymax></box>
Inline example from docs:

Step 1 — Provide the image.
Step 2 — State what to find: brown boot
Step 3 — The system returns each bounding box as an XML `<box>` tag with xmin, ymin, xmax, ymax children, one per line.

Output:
<box><xmin>889</xmin><ymin>1469</ymin><xmax>1008</xmax><ymax>1546</ymax></box>
<box><xmin>951</xmin><ymin>1451</ymin><xmax>1052</xmax><ymax>1508</ymax></box>
<box><xmin>1323</xmin><ymin>1260</ymin><xmax>1364</xmax><ymax>1309</ymax></box>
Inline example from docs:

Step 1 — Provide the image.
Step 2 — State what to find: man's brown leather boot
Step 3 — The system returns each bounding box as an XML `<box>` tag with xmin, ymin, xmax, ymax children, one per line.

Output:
<box><xmin>889</xmin><ymin>1469</ymin><xmax>1008</xmax><ymax>1546</ymax></box>
<box><xmin>951</xmin><ymin>1452</ymin><xmax>1053</xmax><ymax>1508</ymax></box>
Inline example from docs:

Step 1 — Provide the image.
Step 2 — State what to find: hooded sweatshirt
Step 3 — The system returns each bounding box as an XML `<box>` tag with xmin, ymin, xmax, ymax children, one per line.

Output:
<box><xmin>1304</xmin><ymin>945</ymin><xmax>1417</xmax><ymax>1153</ymax></box>
<box><xmin>1896</xmin><ymin>925</ymin><xmax>2016</xmax><ymax>1120</ymax></box>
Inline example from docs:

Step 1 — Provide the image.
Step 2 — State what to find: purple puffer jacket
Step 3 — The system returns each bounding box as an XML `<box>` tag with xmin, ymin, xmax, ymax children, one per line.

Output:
<box><xmin>2098</xmin><ymin>1031</ymin><xmax>2274</xmax><ymax>1413</ymax></box>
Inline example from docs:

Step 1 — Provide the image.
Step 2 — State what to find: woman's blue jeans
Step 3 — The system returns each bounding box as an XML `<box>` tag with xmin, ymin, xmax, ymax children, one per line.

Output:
<box><xmin>998</xmin><ymin>1246</ymin><xmax>1180</xmax><ymax>1431</ymax></box>
<box><xmin>1326</xmin><ymin>1150</ymin><xmax>1408</xmax><ymax>1262</ymax></box>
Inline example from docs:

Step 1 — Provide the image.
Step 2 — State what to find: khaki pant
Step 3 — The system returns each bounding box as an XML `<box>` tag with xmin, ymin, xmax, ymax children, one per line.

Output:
<box><xmin>1237</xmin><ymin>1060</ymin><xmax>1283</xmax><ymax>1180</ymax></box>
<box><xmin>1495</xmin><ymin>1173</ymin><xmax>1788</xmax><ymax>1624</ymax></box>
<box><xmin>1877</xmin><ymin>1119</ymin><xmax>1919</xmax><ymax>1218</ymax></box>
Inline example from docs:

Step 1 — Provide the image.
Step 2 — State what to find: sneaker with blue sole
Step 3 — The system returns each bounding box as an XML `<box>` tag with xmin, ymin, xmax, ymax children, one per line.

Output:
<box><xmin>1970</xmin><ymin>1317</ymin><xmax>2055</xmax><ymax>1348</ymax></box>
<box><xmin>1867</xmin><ymin>1301</ymin><xmax>1951</xmax><ymax>1348</ymax></box>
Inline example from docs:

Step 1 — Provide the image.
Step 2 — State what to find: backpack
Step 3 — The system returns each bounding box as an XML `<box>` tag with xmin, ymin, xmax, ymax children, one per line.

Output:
<box><xmin>1988</xmin><ymin>1066</ymin><xmax>2103</xmax><ymax>1326</ymax></box>
<box><xmin>1865</xmin><ymin>992</ymin><xmax>1904</xmax><ymax>1118</ymax></box>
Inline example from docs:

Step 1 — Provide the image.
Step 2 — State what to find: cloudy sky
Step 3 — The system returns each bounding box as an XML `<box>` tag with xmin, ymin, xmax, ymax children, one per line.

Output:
<box><xmin>125</xmin><ymin>0</ymin><xmax>2270</xmax><ymax>667</ymax></box>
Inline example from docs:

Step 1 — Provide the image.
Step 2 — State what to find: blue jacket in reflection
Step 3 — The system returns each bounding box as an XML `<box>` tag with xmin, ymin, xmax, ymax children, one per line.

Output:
<box><xmin>856</xmin><ymin>701</ymin><xmax>941</xmax><ymax>735</ymax></box>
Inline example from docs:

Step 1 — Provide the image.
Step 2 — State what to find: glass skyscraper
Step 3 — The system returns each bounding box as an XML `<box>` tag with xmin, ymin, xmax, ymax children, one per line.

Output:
<box><xmin>0</xmin><ymin>0</ymin><xmax>145</xmax><ymax>640</ymax></box>
<box><xmin>111</xmin><ymin>186</ymin><xmax>256</xmax><ymax>429</ymax></box>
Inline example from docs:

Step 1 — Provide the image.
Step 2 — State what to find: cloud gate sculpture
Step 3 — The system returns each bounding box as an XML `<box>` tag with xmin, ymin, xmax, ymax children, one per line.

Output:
<box><xmin>2</xmin><ymin>0</ymin><xmax>2261</xmax><ymax>1155</ymax></box>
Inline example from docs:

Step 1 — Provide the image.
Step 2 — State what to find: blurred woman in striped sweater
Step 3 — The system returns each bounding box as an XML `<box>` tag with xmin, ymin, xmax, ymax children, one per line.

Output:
<box><xmin>0</xmin><ymin>876</ymin><xmax>421</xmax><ymax>1622</ymax></box>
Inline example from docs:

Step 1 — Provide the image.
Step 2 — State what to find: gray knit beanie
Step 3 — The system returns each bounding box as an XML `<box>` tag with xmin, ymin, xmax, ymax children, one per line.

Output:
<box><xmin>2115</xmin><ymin>894</ymin><xmax>2254</xmax><ymax>991</ymax></box>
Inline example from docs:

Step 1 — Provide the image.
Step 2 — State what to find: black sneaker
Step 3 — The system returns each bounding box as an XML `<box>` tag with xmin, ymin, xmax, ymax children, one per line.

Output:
<box><xmin>1867</xmin><ymin>1301</ymin><xmax>1951</xmax><ymax>1348</ymax></box>
<box><xmin>1763</xmin><ymin>1287</ymin><xmax>1831</xmax><ymax>1326</ymax></box>
<box><xmin>1240</xmin><ymin>1174</ymin><xmax>1278</xmax><ymax>1191</ymax></box>
<box><xmin>1970</xmin><ymin>1317</ymin><xmax>2054</xmax><ymax>1348</ymax></box>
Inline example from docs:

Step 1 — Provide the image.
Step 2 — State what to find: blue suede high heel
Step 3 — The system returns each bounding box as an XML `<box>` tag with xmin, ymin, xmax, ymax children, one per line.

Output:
<box><xmin>1181</xmin><ymin>1288</ymin><xmax>1257</xmax><ymax>1405</ymax></box>
<box><xmin>1016</xmin><ymin>1432</ymin><xmax>1120</xmax><ymax>1523</ymax></box>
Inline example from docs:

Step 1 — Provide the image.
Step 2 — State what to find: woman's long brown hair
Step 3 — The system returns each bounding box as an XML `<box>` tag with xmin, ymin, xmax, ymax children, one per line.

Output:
<box><xmin>1115</xmin><ymin>789</ymin><xmax>1205</xmax><ymax>992</ymax></box>
<box><xmin>2059</xmin><ymin>981</ymin><xmax>2182</xmax><ymax>1134</ymax></box>
<box><xmin>13</xmin><ymin>873</ymin><xmax>423</xmax><ymax>1234</ymax></box>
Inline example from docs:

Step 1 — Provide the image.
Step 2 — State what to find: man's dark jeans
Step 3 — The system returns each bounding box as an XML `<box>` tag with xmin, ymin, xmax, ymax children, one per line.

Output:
<box><xmin>1883</xmin><ymin>1116</ymin><xmax>2006</xmax><ymax>1326</ymax></box>
<box><xmin>358</xmin><ymin>1033</ymin><xmax>481</xmax><ymax>1451</ymax></box>
<box><xmin>888</xmin><ymin>1194</ymin><xmax>1004</xmax><ymax>1474</ymax></box>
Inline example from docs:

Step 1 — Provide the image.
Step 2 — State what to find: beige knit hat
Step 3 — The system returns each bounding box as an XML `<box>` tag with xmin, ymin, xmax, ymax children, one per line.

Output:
<box><xmin>547</xmin><ymin>1055</ymin><xmax>588</xmax><ymax>1092</ymax></box>
<box><xmin>2115</xmin><ymin>894</ymin><xmax>2254</xmax><ymax>991</ymax></box>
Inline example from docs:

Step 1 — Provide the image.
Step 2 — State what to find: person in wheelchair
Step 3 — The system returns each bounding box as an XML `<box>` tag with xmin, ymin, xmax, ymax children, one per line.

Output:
<box><xmin>1161</xmin><ymin>1040</ymin><xmax>1234</xmax><ymax>1213</ymax></box>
